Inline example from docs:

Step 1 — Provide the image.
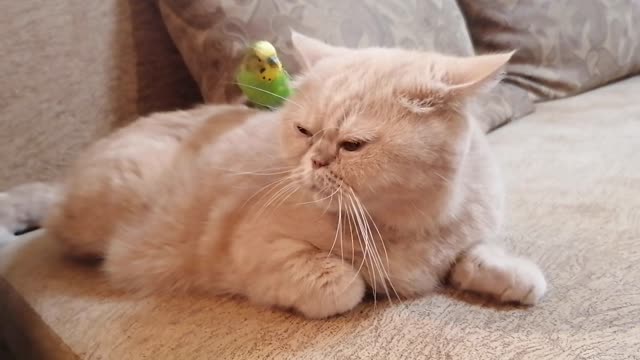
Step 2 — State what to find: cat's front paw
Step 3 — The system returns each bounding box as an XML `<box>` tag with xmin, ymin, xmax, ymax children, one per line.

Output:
<box><xmin>294</xmin><ymin>257</ymin><xmax>366</xmax><ymax>318</ymax></box>
<box><xmin>450</xmin><ymin>244</ymin><xmax>547</xmax><ymax>305</ymax></box>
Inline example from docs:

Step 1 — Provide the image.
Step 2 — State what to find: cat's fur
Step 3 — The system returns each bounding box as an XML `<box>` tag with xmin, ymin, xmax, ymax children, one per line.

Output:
<box><xmin>13</xmin><ymin>33</ymin><xmax>546</xmax><ymax>318</ymax></box>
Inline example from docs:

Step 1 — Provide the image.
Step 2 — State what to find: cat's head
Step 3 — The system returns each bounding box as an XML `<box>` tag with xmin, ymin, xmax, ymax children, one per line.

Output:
<box><xmin>279</xmin><ymin>32</ymin><xmax>511</xmax><ymax>225</ymax></box>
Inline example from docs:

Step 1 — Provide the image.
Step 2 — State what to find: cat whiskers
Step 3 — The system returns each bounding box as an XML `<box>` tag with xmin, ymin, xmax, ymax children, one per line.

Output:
<box><xmin>350</xmin><ymin>190</ymin><xmax>401</xmax><ymax>303</ymax></box>
<box><xmin>227</xmin><ymin>82</ymin><xmax>304</xmax><ymax>110</ymax></box>
<box><xmin>217</xmin><ymin>166</ymin><xmax>297</xmax><ymax>177</ymax></box>
<box><xmin>255</xmin><ymin>177</ymin><xmax>302</xmax><ymax>218</ymax></box>
<box><xmin>433</xmin><ymin>171</ymin><xmax>452</xmax><ymax>184</ymax></box>
<box><xmin>345</xmin><ymin>197</ymin><xmax>356</xmax><ymax>268</ymax></box>
<box><xmin>294</xmin><ymin>185</ymin><xmax>339</xmax><ymax>206</ymax></box>
<box><xmin>321</xmin><ymin>189</ymin><xmax>335</xmax><ymax>217</ymax></box>
<box><xmin>326</xmin><ymin>189</ymin><xmax>344</xmax><ymax>262</ymax></box>
<box><xmin>344</xmin><ymin>196</ymin><xmax>368</xmax><ymax>289</ymax></box>
<box><xmin>291</xmin><ymin>183</ymin><xmax>341</xmax><ymax>218</ymax></box>
<box><xmin>344</xmin><ymin>194</ymin><xmax>378</xmax><ymax>307</ymax></box>
<box><xmin>241</xmin><ymin>169</ymin><xmax>302</xmax><ymax>211</ymax></box>
<box><xmin>345</xmin><ymin>189</ymin><xmax>402</xmax><ymax>305</ymax></box>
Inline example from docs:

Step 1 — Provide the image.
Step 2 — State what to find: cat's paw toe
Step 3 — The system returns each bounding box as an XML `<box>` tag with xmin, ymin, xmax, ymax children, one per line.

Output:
<box><xmin>295</xmin><ymin>263</ymin><xmax>366</xmax><ymax>319</ymax></box>
<box><xmin>451</xmin><ymin>245</ymin><xmax>547</xmax><ymax>306</ymax></box>
<box><xmin>449</xmin><ymin>257</ymin><xmax>479</xmax><ymax>289</ymax></box>
<box><xmin>499</xmin><ymin>260</ymin><xmax>547</xmax><ymax>305</ymax></box>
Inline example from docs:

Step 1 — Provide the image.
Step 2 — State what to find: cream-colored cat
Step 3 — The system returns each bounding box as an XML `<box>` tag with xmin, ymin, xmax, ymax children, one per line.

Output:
<box><xmin>32</xmin><ymin>33</ymin><xmax>545</xmax><ymax>318</ymax></box>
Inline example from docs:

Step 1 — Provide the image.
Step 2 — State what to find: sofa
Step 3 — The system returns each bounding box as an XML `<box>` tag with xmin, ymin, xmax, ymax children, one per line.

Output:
<box><xmin>1</xmin><ymin>1</ymin><xmax>639</xmax><ymax>359</ymax></box>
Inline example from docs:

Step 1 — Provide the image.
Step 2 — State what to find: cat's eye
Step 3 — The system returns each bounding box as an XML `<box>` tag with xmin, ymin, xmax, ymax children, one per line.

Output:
<box><xmin>341</xmin><ymin>141</ymin><xmax>364</xmax><ymax>152</ymax></box>
<box><xmin>296</xmin><ymin>125</ymin><xmax>312</xmax><ymax>137</ymax></box>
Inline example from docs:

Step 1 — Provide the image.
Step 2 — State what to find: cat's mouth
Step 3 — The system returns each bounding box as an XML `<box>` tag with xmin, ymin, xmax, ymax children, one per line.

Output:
<box><xmin>308</xmin><ymin>182</ymin><xmax>336</xmax><ymax>198</ymax></box>
<box><xmin>303</xmin><ymin>171</ymin><xmax>345</xmax><ymax>210</ymax></box>
<box><xmin>310</xmin><ymin>171</ymin><xmax>343</xmax><ymax>195</ymax></box>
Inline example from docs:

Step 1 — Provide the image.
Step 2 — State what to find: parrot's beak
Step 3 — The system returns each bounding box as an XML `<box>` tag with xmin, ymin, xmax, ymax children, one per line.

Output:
<box><xmin>266</xmin><ymin>56</ymin><xmax>282</xmax><ymax>69</ymax></box>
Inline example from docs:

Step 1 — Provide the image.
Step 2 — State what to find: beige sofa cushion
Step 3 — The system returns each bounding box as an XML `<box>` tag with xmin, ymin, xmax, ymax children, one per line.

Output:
<box><xmin>159</xmin><ymin>0</ymin><xmax>533</xmax><ymax>131</ymax></box>
<box><xmin>459</xmin><ymin>0</ymin><xmax>640</xmax><ymax>100</ymax></box>
<box><xmin>0</xmin><ymin>1</ymin><xmax>201</xmax><ymax>190</ymax></box>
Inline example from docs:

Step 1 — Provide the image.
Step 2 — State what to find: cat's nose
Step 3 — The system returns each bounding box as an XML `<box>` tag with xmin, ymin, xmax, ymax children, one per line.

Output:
<box><xmin>311</xmin><ymin>156</ymin><xmax>329</xmax><ymax>169</ymax></box>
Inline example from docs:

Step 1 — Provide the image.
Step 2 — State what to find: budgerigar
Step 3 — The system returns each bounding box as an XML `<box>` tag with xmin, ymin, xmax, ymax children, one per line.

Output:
<box><xmin>236</xmin><ymin>41</ymin><xmax>292</xmax><ymax>109</ymax></box>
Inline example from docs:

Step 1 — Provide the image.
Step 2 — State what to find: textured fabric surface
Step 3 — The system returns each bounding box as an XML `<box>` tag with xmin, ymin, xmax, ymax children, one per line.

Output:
<box><xmin>2</xmin><ymin>76</ymin><xmax>639</xmax><ymax>359</ymax></box>
<box><xmin>159</xmin><ymin>0</ymin><xmax>533</xmax><ymax>131</ymax></box>
<box><xmin>0</xmin><ymin>0</ymin><xmax>201</xmax><ymax>190</ymax></box>
<box><xmin>459</xmin><ymin>0</ymin><xmax>640</xmax><ymax>100</ymax></box>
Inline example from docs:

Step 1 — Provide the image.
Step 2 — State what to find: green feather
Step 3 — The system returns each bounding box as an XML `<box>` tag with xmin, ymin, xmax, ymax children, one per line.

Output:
<box><xmin>236</xmin><ymin>70</ymin><xmax>292</xmax><ymax>109</ymax></box>
<box><xmin>235</xmin><ymin>41</ymin><xmax>292</xmax><ymax>109</ymax></box>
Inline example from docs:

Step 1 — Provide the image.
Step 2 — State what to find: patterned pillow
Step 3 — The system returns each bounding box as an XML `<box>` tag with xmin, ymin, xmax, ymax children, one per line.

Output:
<box><xmin>158</xmin><ymin>0</ymin><xmax>533</xmax><ymax>131</ymax></box>
<box><xmin>459</xmin><ymin>0</ymin><xmax>640</xmax><ymax>100</ymax></box>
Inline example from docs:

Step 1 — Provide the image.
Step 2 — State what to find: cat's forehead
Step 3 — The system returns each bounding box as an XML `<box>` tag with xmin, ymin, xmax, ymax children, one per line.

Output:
<box><xmin>290</xmin><ymin>48</ymin><xmax>451</xmax><ymax>130</ymax></box>
<box><xmin>300</xmin><ymin>60</ymin><xmax>394</xmax><ymax>105</ymax></box>
<box><xmin>301</xmin><ymin>49</ymin><xmax>444</xmax><ymax>98</ymax></box>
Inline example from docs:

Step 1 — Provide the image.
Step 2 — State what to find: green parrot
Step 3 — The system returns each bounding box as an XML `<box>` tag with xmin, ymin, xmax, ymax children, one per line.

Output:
<box><xmin>236</xmin><ymin>41</ymin><xmax>292</xmax><ymax>109</ymax></box>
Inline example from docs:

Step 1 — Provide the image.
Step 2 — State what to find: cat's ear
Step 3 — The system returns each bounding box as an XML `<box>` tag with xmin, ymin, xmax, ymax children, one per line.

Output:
<box><xmin>398</xmin><ymin>52</ymin><xmax>514</xmax><ymax>114</ymax></box>
<box><xmin>445</xmin><ymin>51</ymin><xmax>515</xmax><ymax>95</ymax></box>
<box><xmin>291</xmin><ymin>31</ymin><xmax>347</xmax><ymax>69</ymax></box>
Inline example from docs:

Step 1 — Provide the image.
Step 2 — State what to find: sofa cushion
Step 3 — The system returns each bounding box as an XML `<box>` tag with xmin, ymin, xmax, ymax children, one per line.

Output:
<box><xmin>0</xmin><ymin>1</ymin><xmax>201</xmax><ymax>190</ymax></box>
<box><xmin>459</xmin><ymin>0</ymin><xmax>640</xmax><ymax>100</ymax></box>
<box><xmin>158</xmin><ymin>0</ymin><xmax>533</xmax><ymax>131</ymax></box>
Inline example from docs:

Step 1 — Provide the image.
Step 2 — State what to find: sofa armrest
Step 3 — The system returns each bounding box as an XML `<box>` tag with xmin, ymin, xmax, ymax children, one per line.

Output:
<box><xmin>0</xmin><ymin>276</ymin><xmax>77</xmax><ymax>359</ymax></box>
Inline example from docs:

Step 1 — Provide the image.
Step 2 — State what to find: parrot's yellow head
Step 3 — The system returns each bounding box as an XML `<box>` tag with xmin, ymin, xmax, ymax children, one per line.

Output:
<box><xmin>247</xmin><ymin>41</ymin><xmax>283</xmax><ymax>82</ymax></box>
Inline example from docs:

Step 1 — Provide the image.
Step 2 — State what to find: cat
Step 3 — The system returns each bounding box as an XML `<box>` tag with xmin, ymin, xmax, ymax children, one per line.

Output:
<box><xmin>6</xmin><ymin>33</ymin><xmax>547</xmax><ymax>318</ymax></box>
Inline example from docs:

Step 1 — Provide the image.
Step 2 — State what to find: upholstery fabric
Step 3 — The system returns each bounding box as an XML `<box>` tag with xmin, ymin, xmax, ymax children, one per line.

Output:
<box><xmin>459</xmin><ymin>0</ymin><xmax>640</xmax><ymax>100</ymax></box>
<box><xmin>0</xmin><ymin>0</ymin><xmax>201</xmax><ymax>190</ymax></box>
<box><xmin>2</xmin><ymin>76</ymin><xmax>639</xmax><ymax>359</ymax></box>
<box><xmin>158</xmin><ymin>0</ymin><xmax>533</xmax><ymax>131</ymax></box>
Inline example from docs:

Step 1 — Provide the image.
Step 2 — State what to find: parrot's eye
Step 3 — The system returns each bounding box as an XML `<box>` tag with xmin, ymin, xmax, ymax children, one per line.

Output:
<box><xmin>296</xmin><ymin>125</ymin><xmax>312</xmax><ymax>137</ymax></box>
<box><xmin>340</xmin><ymin>141</ymin><xmax>364</xmax><ymax>152</ymax></box>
